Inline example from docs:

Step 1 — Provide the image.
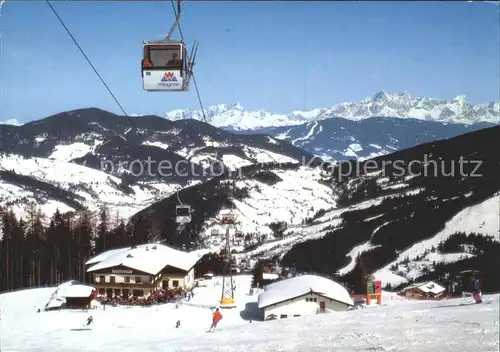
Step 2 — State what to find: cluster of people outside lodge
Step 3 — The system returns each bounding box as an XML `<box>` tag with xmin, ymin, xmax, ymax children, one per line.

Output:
<box><xmin>95</xmin><ymin>286</ymin><xmax>194</xmax><ymax>307</ymax></box>
<box><xmin>143</xmin><ymin>52</ymin><xmax>180</xmax><ymax>68</ymax></box>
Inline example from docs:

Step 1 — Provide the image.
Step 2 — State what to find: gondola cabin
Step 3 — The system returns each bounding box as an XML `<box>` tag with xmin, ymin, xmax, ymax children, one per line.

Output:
<box><xmin>142</xmin><ymin>40</ymin><xmax>188</xmax><ymax>92</ymax></box>
<box><xmin>176</xmin><ymin>205</ymin><xmax>191</xmax><ymax>223</ymax></box>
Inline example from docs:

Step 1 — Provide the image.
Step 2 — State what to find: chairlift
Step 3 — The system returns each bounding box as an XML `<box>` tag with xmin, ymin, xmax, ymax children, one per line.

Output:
<box><xmin>211</xmin><ymin>229</ymin><xmax>219</xmax><ymax>237</ymax></box>
<box><xmin>142</xmin><ymin>0</ymin><xmax>198</xmax><ymax>92</ymax></box>
<box><xmin>176</xmin><ymin>205</ymin><xmax>191</xmax><ymax>224</ymax></box>
<box><xmin>235</xmin><ymin>231</ymin><xmax>243</xmax><ymax>238</ymax></box>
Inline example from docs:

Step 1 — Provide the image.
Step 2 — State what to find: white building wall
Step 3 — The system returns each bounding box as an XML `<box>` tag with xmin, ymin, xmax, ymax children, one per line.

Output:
<box><xmin>183</xmin><ymin>268</ymin><xmax>195</xmax><ymax>289</ymax></box>
<box><xmin>262</xmin><ymin>292</ymin><xmax>350</xmax><ymax>320</ymax></box>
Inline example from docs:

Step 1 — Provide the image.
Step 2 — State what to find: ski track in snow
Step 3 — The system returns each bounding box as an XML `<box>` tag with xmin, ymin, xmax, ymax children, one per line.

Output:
<box><xmin>0</xmin><ymin>275</ymin><xmax>498</xmax><ymax>351</ymax></box>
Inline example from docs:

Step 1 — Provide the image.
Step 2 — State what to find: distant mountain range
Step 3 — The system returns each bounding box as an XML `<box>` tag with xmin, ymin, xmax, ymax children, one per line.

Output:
<box><xmin>164</xmin><ymin>91</ymin><xmax>499</xmax><ymax>131</ymax></box>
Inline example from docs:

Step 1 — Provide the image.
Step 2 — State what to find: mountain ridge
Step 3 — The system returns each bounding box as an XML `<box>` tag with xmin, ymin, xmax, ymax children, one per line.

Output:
<box><xmin>163</xmin><ymin>91</ymin><xmax>499</xmax><ymax>130</ymax></box>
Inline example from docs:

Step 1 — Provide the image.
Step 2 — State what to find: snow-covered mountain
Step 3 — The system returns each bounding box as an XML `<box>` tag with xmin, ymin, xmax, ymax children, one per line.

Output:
<box><xmin>265</xmin><ymin>117</ymin><xmax>494</xmax><ymax>161</ymax></box>
<box><xmin>0</xmin><ymin>108</ymin><xmax>313</xmax><ymax>221</ymax></box>
<box><xmin>1</xmin><ymin>106</ymin><xmax>498</xmax><ymax>288</ymax></box>
<box><xmin>165</xmin><ymin>91</ymin><xmax>500</xmax><ymax>130</ymax></box>
<box><xmin>132</xmin><ymin>125</ymin><xmax>499</xmax><ymax>287</ymax></box>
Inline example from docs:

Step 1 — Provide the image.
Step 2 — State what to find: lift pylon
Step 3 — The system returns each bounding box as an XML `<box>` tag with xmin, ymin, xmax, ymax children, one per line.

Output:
<box><xmin>219</xmin><ymin>225</ymin><xmax>236</xmax><ymax>309</ymax></box>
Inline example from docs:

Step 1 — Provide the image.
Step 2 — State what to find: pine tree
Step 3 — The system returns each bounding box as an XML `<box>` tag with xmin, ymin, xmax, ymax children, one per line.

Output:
<box><xmin>73</xmin><ymin>210</ymin><xmax>93</xmax><ymax>282</ymax></box>
<box><xmin>95</xmin><ymin>206</ymin><xmax>110</xmax><ymax>253</ymax></box>
<box><xmin>25</xmin><ymin>212</ymin><xmax>44</xmax><ymax>287</ymax></box>
<box><xmin>0</xmin><ymin>210</ymin><xmax>15</xmax><ymax>290</ymax></box>
<box><xmin>131</xmin><ymin>214</ymin><xmax>151</xmax><ymax>246</ymax></box>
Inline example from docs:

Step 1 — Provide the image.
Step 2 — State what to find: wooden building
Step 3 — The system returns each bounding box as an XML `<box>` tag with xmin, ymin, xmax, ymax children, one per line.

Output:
<box><xmin>401</xmin><ymin>281</ymin><xmax>446</xmax><ymax>299</ymax></box>
<box><xmin>85</xmin><ymin>244</ymin><xmax>203</xmax><ymax>298</ymax></box>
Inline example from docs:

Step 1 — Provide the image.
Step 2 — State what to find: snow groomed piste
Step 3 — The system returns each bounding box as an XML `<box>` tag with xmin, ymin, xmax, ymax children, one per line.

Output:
<box><xmin>0</xmin><ymin>275</ymin><xmax>498</xmax><ymax>351</ymax></box>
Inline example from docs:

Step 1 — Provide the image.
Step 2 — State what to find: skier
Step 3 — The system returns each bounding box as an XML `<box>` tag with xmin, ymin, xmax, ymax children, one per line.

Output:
<box><xmin>86</xmin><ymin>316</ymin><xmax>93</xmax><ymax>326</ymax></box>
<box><xmin>472</xmin><ymin>276</ymin><xmax>482</xmax><ymax>303</ymax></box>
<box><xmin>208</xmin><ymin>308</ymin><xmax>222</xmax><ymax>332</ymax></box>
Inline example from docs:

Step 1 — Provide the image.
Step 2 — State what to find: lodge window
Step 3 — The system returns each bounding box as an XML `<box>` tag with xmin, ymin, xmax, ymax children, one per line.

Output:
<box><xmin>110</xmin><ymin>276</ymin><xmax>115</xmax><ymax>283</ymax></box>
<box><xmin>172</xmin><ymin>280</ymin><xmax>179</xmax><ymax>287</ymax></box>
<box><xmin>306</xmin><ymin>298</ymin><xmax>317</xmax><ymax>302</ymax></box>
<box><xmin>124</xmin><ymin>276</ymin><xmax>130</xmax><ymax>283</ymax></box>
<box><xmin>280</xmin><ymin>314</ymin><xmax>287</xmax><ymax>319</ymax></box>
<box><xmin>293</xmin><ymin>314</ymin><xmax>300</xmax><ymax>317</ymax></box>
<box><xmin>98</xmin><ymin>288</ymin><xmax>105</xmax><ymax>295</ymax></box>
<box><xmin>135</xmin><ymin>276</ymin><xmax>142</xmax><ymax>284</ymax></box>
<box><xmin>114</xmin><ymin>289</ymin><xmax>121</xmax><ymax>296</ymax></box>
<box><xmin>99</xmin><ymin>275</ymin><xmax>104</xmax><ymax>283</ymax></box>
<box><xmin>132</xmin><ymin>289</ymin><xmax>144</xmax><ymax>297</ymax></box>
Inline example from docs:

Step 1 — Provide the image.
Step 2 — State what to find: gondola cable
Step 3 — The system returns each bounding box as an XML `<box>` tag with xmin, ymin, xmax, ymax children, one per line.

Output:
<box><xmin>45</xmin><ymin>0</ymin><xmax>215</xmax><ymax>225</ymax></box>
<box><xmin>169</xmin><ymin>1</ymin><xmax>238</xmax><ymax>249</ymax></box>
<box><xmin>45</xmin><ymin>0</ymin><xmax>137</xmax><ymax>131</ymax></box>
<box><xmin>167</xmin><ymin>0</ymin><xmax>229</xmax><ymax>227</ymax></box>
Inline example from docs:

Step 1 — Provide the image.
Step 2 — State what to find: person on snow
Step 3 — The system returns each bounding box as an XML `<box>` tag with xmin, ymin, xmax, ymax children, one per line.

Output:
<box><xmin>472</xmin><ymin>276</ymin><xmax>482</xmax><ymax>303</ymax></box>
<box><xmin>86</xmin><ymin>316</ymin><xmax>93</xmax><ymax>326</ymax></box>
<box><xmin>209</xmin><ymin>308</ymin><xmax>223</xmax><ymax>331</ymax></box>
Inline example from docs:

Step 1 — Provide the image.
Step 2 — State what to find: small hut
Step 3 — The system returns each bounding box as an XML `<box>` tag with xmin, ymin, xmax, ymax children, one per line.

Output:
<box><xmin>61</xmin><ymin>283</ymin><xmax>96</xmax><ymax>309</ymax></box>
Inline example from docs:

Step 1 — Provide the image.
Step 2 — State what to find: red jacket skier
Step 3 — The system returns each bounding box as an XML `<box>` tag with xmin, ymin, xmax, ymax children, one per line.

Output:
<box><xmin>209</xmin><ymin>308</ymin><xmax>223</xmax><ymax>331</ymax></box>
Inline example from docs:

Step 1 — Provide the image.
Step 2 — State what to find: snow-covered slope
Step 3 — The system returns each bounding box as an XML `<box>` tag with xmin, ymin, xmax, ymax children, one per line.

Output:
<box><xmin>0</xmin><ymin>277</ymin><xmax>498</xmax><ymax>351</ymax></box>
<box><xmin>204</xmin><ymin>167</ymin><xmax>333</xmax><ymax>237</ymax></box>
<box><xmin>372</xmin><ymin>195</ymin><xmax>499</xmax><ymax>285</ymax></box>
<box><xmin>0</xmin><ymin>152</ymin><xmax>185</xmax><ymax>220</ymax></box>
<box><xmin>165</xmin><ymin>91</ymin><xmax>500</xmax><ymax>130</ymax></box>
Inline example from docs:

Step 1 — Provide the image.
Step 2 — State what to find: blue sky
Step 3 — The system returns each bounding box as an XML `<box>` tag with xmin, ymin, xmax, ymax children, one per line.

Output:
<box><xmin>1</xmin><ymin>1</ymin><xmax>499</xmax><ymax>123</ymax></box>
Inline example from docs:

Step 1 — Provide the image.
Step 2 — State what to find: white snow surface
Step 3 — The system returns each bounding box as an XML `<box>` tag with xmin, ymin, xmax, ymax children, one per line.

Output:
<box><xmin>203</xmin><ymin>166</ymin><xmax>335</xmax><ymax>238</ymax></box>
<box><xmin>165</xmin><ymin>92</ymin><xmax>500</xmax><ymax>130</ymax></box>
<box><xmin>0</xmin><ymin>118</ymin><xmax>22</xmax><ymax>126</ymax></box>
<box><xmin>0</xmin><ymin>275</ymin><xmax>498</xmax><ymax>351</ymax></box>
<box><xmin>44</xmin><ymin>280</ymin><xmax>81</xmax><ymax>309</ymax></box>
<box><xmin>0</xmin><ymin>152</ymin><xmax>182</xmax><ymax>222</ymax></box>
<box><xmin>86</xmin><ymin>244</ymin><xmax>208</xmax><ymax>274</ymax></box>
<box><xmin>257</xmin><ymin>275</ymin><xmax>354</xmax><ymax>308</ymax></box>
